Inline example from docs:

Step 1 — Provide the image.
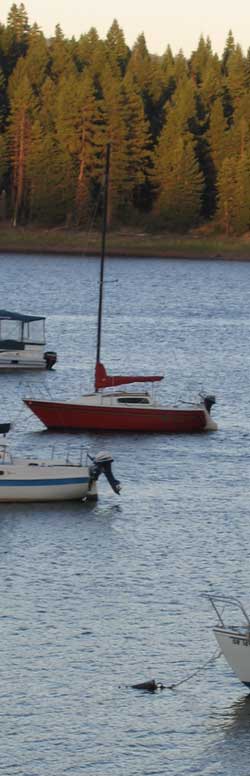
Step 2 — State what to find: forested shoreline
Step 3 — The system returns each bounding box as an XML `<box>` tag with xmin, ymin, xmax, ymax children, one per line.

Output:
<box><xmin>0</xmin><ymin>4</ymin><xmax>250</xmax><ymax>236</ymax></box>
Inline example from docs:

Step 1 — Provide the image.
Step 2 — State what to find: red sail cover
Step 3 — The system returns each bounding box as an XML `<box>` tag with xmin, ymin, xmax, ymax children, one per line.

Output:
<box><xmin>95</xmin><ymin>362</ymin><xmax>164</xmax><ymax>390</ymax></box>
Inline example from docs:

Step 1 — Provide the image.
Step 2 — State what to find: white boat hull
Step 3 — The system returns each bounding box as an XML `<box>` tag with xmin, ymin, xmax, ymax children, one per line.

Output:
<box><xmin>214</xmin><ymin>628</ymin><xmax>250</xmax><ymax>686</ymax></box>
<box><xmin>0</xmin><ymin>350</ymin><xmax>48</xmax><ymax>370</ymax></box>
<box><xmin>0</xmin><ymin>460</ymin><xmax>97</xmax><ymax>501</ymax></box>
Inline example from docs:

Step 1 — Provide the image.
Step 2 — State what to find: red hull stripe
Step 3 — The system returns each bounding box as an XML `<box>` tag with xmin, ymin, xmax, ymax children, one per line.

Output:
<box><xmin>24</xmin><ymin>400</ymin><xmax>206</xmax><ymax>433</ymax></box>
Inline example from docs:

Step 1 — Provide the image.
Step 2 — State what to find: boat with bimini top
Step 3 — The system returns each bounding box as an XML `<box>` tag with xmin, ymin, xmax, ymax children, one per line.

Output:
<box><xmin>24</xmin><ymin>145</ymin><xmax>217</xmax><ymax>434</ymax></box>
<box><xmin>0</xmin><ymin>309</ymin><xmax>57</xmax><ymax>369</ymax></box>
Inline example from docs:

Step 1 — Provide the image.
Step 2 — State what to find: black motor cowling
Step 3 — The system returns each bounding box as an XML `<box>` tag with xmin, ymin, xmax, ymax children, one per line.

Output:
<box><xmin>203</xmin><ymin>395</ymin><xmax>216</xmax><ymax>414</ymax></box>
<box><xmin>0</xmin><ymin>423</ymin><xmax>11</xmax><ymax>436</ymax></box>
<box><xmin>89</xmin><ymin>451</ymin><xmax>121</xmax><ymax>495</ymax></box>
<box><xmin>44</xmin><ymin>351</ymin><xmax>57</xmax><ymax>369</ymax></box>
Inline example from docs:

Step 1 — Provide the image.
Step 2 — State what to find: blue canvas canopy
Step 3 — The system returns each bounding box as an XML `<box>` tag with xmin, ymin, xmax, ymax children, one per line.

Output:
<box><xmin>0</xmin><ymin>310</ymin><xmax>45</xmax><ymax>322</ymax></box>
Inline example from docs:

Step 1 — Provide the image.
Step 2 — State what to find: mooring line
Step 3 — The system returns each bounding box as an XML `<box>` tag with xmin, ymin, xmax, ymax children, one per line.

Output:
<box><xmin>131</xmin><ymin>648</ymin><xmax>222</xmax><ymax>693</ymax></box>
<box><xmin>166</xmin><ymin>647</ymin><xmax>222</xmax><ymax>690</ymax></box>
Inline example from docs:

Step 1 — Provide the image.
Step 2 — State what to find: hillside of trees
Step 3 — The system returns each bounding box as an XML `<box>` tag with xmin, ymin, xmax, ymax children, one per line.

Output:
<box><xmin>0</xmin><ymin>4</ymin><xmax>250</xmax><ymax>235</ymax></box>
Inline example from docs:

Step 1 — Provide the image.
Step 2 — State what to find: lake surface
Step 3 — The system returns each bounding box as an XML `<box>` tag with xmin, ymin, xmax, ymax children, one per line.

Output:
<box><xmin>1</xmin><ymin>253</ymin><xmax>250</xmax><ymax>775</ymax></box>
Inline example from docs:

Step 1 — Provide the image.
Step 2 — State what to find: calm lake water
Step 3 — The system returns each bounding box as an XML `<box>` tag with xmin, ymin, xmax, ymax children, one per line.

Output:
<box><xmin>1</xmin><ymin>253</ymin><xmax>250</xmax><ymax>775</ymax></box>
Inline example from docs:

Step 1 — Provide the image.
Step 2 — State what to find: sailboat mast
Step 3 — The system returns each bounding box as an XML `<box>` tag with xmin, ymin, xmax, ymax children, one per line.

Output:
<box><xmin>96</xmin><ymin>144</ymin><xmax>110</xmax><ymax>388</ymax></box>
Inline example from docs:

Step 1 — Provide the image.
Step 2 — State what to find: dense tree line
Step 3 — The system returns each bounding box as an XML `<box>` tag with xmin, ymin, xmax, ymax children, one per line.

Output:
<box><xmin>0</xmin><ymin>5</ymin><xmax>250</xmax><ymax>233</ymax></box>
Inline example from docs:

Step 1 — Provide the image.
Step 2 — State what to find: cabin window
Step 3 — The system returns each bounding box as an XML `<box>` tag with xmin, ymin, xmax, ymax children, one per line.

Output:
<box><xmin>117</xmin><ymin>397</ymin><xmax>150</xmax><ymax>404</ymax></box>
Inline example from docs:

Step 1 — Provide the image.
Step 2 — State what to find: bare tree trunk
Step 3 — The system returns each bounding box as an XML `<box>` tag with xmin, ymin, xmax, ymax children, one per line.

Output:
<box><xmin>13</xmin><ymin>112</ymin><xmax>25</xmax><ymax>227</ymax></box>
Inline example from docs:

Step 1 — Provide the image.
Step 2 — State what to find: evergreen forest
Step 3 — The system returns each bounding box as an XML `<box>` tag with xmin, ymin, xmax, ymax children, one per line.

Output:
<box><xmin>0</xmin><ymin>4</ymin><xmax>250</xmax><ymax>235</ymax></box>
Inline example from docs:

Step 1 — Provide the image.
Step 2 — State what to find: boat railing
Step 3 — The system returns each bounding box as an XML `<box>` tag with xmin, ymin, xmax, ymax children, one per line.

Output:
<box><xmin>205</xmin><ymin>594</ymin><xmax>250</xmax><ymax>628</ymax></box>
<box><xmin>50</xmin><ymin>444</ymin><xmax>88</xmax><ymax>466</ymax></box>
<box><xmin>0</xmin><ymin>444</ymin><xmax>13</xmax><ymax>463</ymax></box>
<box><xmin>0</xmin><ymin>443</ymin><xmax>89</xmax><ymax>467</ymax></box>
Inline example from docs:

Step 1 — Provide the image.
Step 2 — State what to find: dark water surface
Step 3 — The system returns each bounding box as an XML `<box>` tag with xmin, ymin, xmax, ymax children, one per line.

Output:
<box><xmin>1</xmin><ymin>253</ymin><xmax>250</xmax><ymax>774</ymax></box>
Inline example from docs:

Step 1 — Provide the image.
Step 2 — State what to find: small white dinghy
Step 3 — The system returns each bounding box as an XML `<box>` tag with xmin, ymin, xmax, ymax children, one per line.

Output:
<box><xmin>0</xmin><ymin>441</ymin><xmax>121</xmax><ymax>503</ymax></box>
<box><xmin>207</xmin><ymin>594</ymin><xmax>250</xmax><ymax>688</ymax></box>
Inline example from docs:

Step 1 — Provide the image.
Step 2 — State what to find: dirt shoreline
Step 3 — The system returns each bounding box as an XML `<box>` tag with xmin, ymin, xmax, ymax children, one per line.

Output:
<box><xmin>1</xmin><ymin>224</ymin><xmax>250</xmax><ymax>260</ymax></box>
<box><xmin>0</xmin><ymin>248</ymin><xmax>248</xmax><ymax>261</ymax></box>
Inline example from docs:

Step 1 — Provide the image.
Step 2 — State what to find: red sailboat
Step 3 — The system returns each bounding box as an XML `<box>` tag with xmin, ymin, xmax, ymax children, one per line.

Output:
<box><xmin>24</xmin><ymin>146</ymin><xmax>217</xmax><ymax>434</ymax></box>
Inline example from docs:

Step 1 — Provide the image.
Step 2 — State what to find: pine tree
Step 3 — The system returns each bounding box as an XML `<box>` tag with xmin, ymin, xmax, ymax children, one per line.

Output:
<box><xmin>173</xmin><ymin>49</ymin><xmax>188</xmax><ymax>84</ymax></box>
<box><xmin>49</xmin><ymin>24</ymin><xmax>75</xmax><ymax>81</ymax></box>
<box><xmin>7</xmin><ymin>3</ymin><xmax>29</xmax><ymax>43</ymax></box>
<box><xmin>101</xmin><ymin>69</ymin><xmax>131</xmax><ymax>223</ymax></box>
<box><xmin>126</xmin><ymin>33</ymin><xmax>167</xmax><ymax>138</ymax></box>
<box><xmin>25</xmin><ymin>28</ymin><xmax>49</xmax><ymax>93</ymax></box>
<box><xmin>153</xmin><ymin>135</ymin><xmax>204</xmax><ymax>231</ymax></box>
<box><xmin>228</xmin><ymin>95</ymin><xmax>250</xmax><ymax>160</ymax></box>
<box><xmin>226</xmin><ymin>44</ymin><xmax>248</xmax><ymax>107</ymax></box>
<box><xmin>161</xmin><ymin>45</ymin><xmax>174</xmax><ymax>74</ymax></box>
<box><xmin>233</xmin><ymin>153</ymin><xmax>250</xmax><ymax>233</ymax></box>
<box><xmin>76</xmin><ymin>28</ymin><xmax>101</xmax><ymax>71</ymax></box>
<box><xmin>126</xmin><ymin>33</ymin><xmax>151</xmax><ymax>95</ymax></box>
<box><xmin>0</xmin><ymin>66</ymin><xmax>7</xmax><ymax>127</ymax></box>
<box><xmin>245</xmin><ymin>47</ymin><xmax>250</xmax><ymax>88</ymax></box>
<box><xmin>190</xmin><ymin>35</ymin><xmax>213</xmax><ymax>86</ymax></box>
<box><xmin>217</xmin><ymin>153</ymin><xmax>250</xmax><ymax>235</ymax></box>
<box><xmin>160</xmin><ymin>44</ymin><xmax>176</xmax><ymax>100</ymax></box>
<box><xmin>3</xmin><ymin>3</ymin><xmax>30</xmax><ymax>75</ymax></box>
<box><xmin>105</xmin><ymin>20</ymin><xmax>129</xmax><ymax>77</ymax></box>
<box><xmin>0</xmin><ymin>131</ymin><xmax>8</xmax><ymax>190</ymax></box>
<box><xmin>26</xmin><ymin>119</ymin><xmax>73</xmax><ymax>224</ymax></box>
<box><xmin>222</xmin><ymin>30</ymin><xmax>235</xmax><ymax>72</ymax></box>
<box><xmin>207</xmin><ymin>97</ymin><xmax>228</xmax><ymax>172</ymax></box>
<box><xmin>217</xmin><ymin>156</ymin><xmax>237</xmax><ymax>234</ymax></box>
<box><xmin>122</xmin><ymin>74</ymin><xmax>152</xmax><ymax>211</ymax></box>
<box><xmin>8</xmin><ymin>56</ymin><xmax>36</xmax><ymax>224</ymax></box>
<box><xmin>55</xmin><ymin>70</ymin><xmax>106</xmax><ymax>223</ymax></box>
<box><xmin>199</xmin><ymin>53</ymin><xmax>222</xmax><ymax>107</ymax></box>
<box><xmin>39</xmin><ymin>77</ymin><xmax>57</xmax><ymax>132</ymax></box>
<box><xmin>159</xmin><ymin>77</ymin><xmax>197</xmax><ymax>147</ymax></box>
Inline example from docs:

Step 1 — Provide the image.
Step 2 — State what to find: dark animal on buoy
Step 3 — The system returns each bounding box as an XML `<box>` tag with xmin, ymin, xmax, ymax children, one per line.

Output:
<box><xmin>131</xmin><ymin>679</ymin><xmax>165</xmax><ymax>693</ymax></box>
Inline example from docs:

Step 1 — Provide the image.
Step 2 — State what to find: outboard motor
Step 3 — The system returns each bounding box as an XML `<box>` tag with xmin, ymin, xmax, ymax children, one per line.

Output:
<box><xmin>0</xmin><ymin>423</ymin><xmax>11</xmax><ymax>436</ymax></box>
<box><xmin>203</xmin><ymin>395</ymin><xmax>216</xmax><ymax>414</ymax></box>
<box><xmin>44</xmin><ymin>351</ymin><xmax>57</xmax><ymax>369</ymax></box>
<box><xmin>88</xmin><ymin>451</ymin><xmax>121</xmax><ymax>495</ymax></box>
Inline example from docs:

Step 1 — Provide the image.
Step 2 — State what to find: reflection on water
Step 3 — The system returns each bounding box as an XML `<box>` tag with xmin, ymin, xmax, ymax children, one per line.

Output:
<box><xmin>223</xmin><ymin>693</ymin><xmax>250</xmax><ymax>734</ymax></box>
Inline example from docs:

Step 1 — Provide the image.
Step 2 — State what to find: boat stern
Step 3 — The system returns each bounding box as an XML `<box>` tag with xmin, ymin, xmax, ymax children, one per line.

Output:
<box><xmin>86</xmin><ymin>480</ymin><xmax>98</xmax><ymax>501</ymax></box>
<box><xmin>202</xmin><ymin>395</ymin><xmax>218</xmax><ymax>431</ymax></box>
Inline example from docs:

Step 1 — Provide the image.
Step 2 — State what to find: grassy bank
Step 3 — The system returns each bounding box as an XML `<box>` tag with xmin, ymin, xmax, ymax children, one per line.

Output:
<box><xmin>1</xmin><ymin>223</ymin><xmax>250</xmax><ymax>259</ymax></box>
